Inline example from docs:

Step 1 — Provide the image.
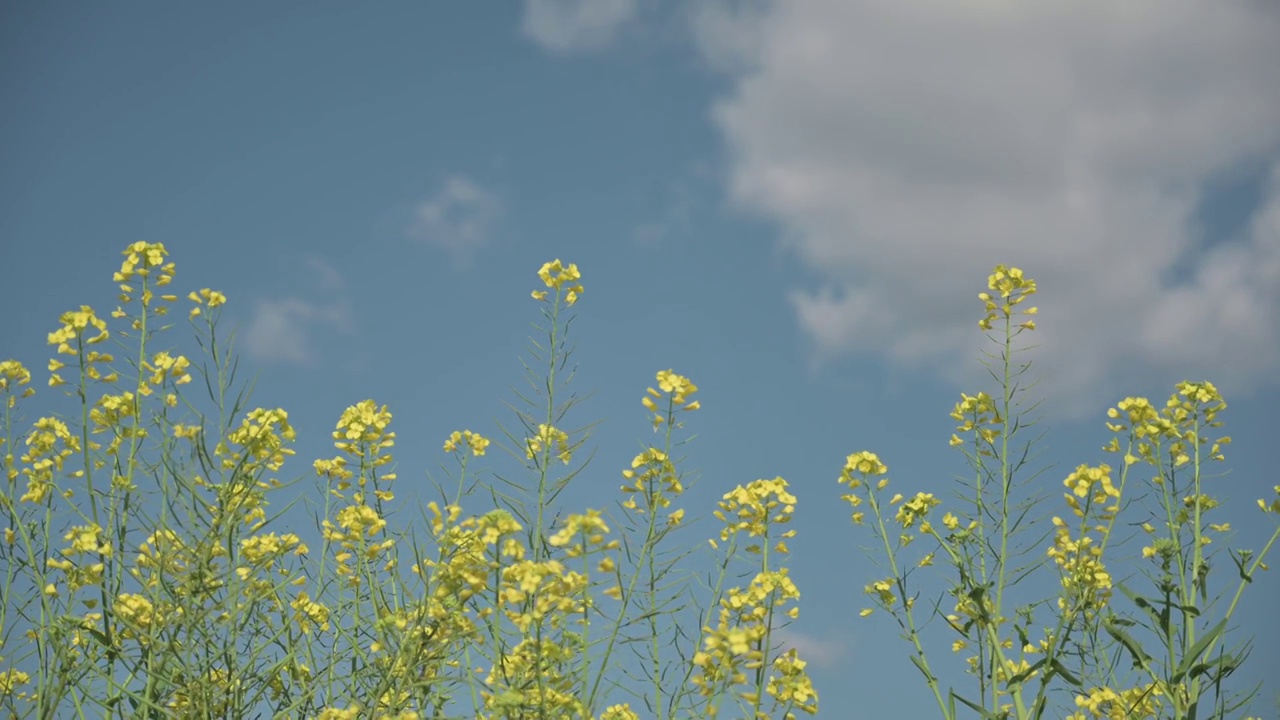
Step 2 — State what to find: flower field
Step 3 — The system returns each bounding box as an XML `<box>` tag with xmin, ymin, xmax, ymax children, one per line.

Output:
<box><xmin>1</xmin><ymin>243</ymin><xmax>1276</xmax><ymax>719</ymax></box>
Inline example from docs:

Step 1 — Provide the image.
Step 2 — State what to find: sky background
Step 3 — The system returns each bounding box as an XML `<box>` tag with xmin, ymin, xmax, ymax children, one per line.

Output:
<box><xmin>3</xmin><ymin>1</ymin><xmax>1280</xmax><ymax>717</ymax></box>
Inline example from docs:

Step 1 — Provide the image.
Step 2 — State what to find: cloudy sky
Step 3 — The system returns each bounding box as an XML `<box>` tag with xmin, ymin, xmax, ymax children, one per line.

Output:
<box><xmin>3</xmin><ymin>1</ymin><xmax>1279</xmax><ymax>716</ymax></box>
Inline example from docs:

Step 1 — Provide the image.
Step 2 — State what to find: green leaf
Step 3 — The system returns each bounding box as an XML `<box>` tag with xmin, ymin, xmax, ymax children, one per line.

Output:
<box><xmin>909</xmin><ymin>653</ymin><xmax>936</xmax><ymax>683</ymax></box>
<box><xmin>1176</xmin><ymin>602</ymin><xmax>1203</xmax><ymax>618</ymax></box>
<box><xmin>951</xmin><ymin>690</ymin><xmax>1004</xmax><ymax>720</ymax></box>
<box><xmin>86</xmin><ymin>627</ymin><xmax>111</xmax><ymax>648</ymax></box>
<box><xmin>1104</xmin><ymin>619</ymin><xmax>1152</xmax><ymax>669</ymax></box>
<box><xmin>1232</xmin><ymin>551</ymin><xmax>1253</xmax><ymax>584</ymax></box>
<box><xmin>1173</xmin><ymin>619</ymin><xmax>1227</xmax><ymax>684</ymax></box>
<box><xmin>1049</xmin><ymin>657</ymin><xmax>1083</xmax><ymax>687</ymax></box>
<box><xmin>1014</xmin><ymin>623</ymin><xmax>1032</xmax><ymax>651</ymax></box>
<box><xmin>1116</xmin><ymin>583</ymin><xmax>1162</xmax><ymax>633</ymax></box>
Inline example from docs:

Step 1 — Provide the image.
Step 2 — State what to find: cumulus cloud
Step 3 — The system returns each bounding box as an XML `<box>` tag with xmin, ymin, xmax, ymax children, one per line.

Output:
<box><xmin>242</xmin><ymin>299</ymin><xmax>351</xmax><ymax>366</ymax></box>
<box><xmin>632</xmin><ymin>166</ymin><xmax>710</xmax><ymax>246</ymax></box>
<box><xmin>771</xmin><ymin>626</ymin><xmax>845</xmax><ymax>669</ymax></box>
<box><xmin>242</xmin><ymin>256</ymin><xmax>355</xmax><ymax>366</ymax></box>
<box><xmin>521</xmin><ymin>0</ymin><xmax>640</xmax><ymax>54</ymax></box>
<box><xmin>694</xmin><ymin>0</ymin><xmax>1280</xmax><ymax>417</ymax></box>
<box><xmin>411</xmin><ymin>176</ymin><xmax>502</xmax><ymax>267</ymax></box>
<box><xmin>303</xmin><ymin>254</ymin><xmax>345</xmax><ymax>292</ymax></box>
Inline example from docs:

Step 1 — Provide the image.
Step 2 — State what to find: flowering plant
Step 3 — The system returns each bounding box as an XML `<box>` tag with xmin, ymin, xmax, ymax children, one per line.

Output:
<box><xmin>838</xmin><ymin>266</ymin><xmax>1278</xmax><ymax>719</ymax></box>
<box><xmin>0</xmin><ymin>245</ymin><xmax>816</xmax><ymax>719</ymax></box>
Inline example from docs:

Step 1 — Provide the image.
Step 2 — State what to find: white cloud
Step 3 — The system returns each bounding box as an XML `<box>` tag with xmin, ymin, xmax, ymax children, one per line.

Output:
<box><xmin>242</xmin><ymin>256</ymin><xmax>355</xmax><ymax>366</ymax></box>
<box><xmin>770</xmin><ymin>626</ymin><xmax>845</xmax><ymax>669</ymax></box>
<box><xmin>411</xmin><ymin>176</ymin><xmax>502</xmax><ymax>267</ymax></box>
<box><xmin>694</xmin><ymin>0</ymin><xmax>1280</xmax><ymax>418</ymax></box>
<box><xmin>303</xmin><ymin>254</ymin><xmax>345</xmax><ymax>292</ymax></box>
<box><xmin>521</xmin><ymin>0</ymin><xmax>640</xmax><ymax>54</ymax></box>
<box><xmin>243</xmin><ymin>298</ymin><xmax>354</xmax><ymax>366</ymax></box>
<box><xmin>632</xmin><ymin>166</ymin><xmax>709</xmax><ymax>246</ymax></box>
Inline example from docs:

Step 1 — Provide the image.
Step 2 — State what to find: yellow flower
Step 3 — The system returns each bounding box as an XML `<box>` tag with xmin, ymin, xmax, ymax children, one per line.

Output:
<box><xmin>841</xmin><ymin>451</ymin><xmax>887</xmax><ymax>478</ymax></box>
<box><xmin>47</xmin><ymin>306</ymin><xmax>109</xmax><ymax>355</ymax></box>
<box><xmin>0</xmin><ymin>361</ymin><xmax>35</xmax><ymax>409</ymax></box>
<box><xmin>599</xmin><ymin>704</ymin><xmax>640</xmax><ymax>720</ymax></box>
<box><xmin>894</xmin><ymin>492</ymin><xmax>940</xmax><ymax>528</ymax></box>
<box><xmin>0</xmin><ymin>667</ymin><xmax>32</xmax><ymax>695</ymax></box>
<box><xmin>444</xmin><ymin>429</ymin><xmax>490</xmax><ymax>456</ymax></box>
<box><xmin>534</xmin><ymin>259</ymin><xmax>584</xmax><ymax>303</ymax></box>
<box><xmin>336</xmin><ymin>504</ymin><xmax>387</xmax><ymax>539</ymax></box>
<box><xmin>525</xmin><ymin>424</ymin><xmax>571</xmax><ymax>464</ymax></box>
<box><xmin>187</xmin><ymin>288</ymin><xmax>227</xmax><ymax>318</ymax></box>
<box><xmin>64</xmin><ymin>523</ymin><xmax>110</xmax><ymax>555</ymax></box>
<box><xmin>978</xmin><ymin>264</ymin><xmax>1037</xmax><ymax>330</ymax></box>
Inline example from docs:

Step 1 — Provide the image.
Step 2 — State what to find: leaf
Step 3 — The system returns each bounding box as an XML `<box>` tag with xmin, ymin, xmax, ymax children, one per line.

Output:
<box><xmin>1014</xmin><ymin>623</ymin><xmax>1032</xmax><ymax>650</ymax></box>
<box><xmin>910</xmin><ymin>653</ymin><xmax>936</xmax><ymax>683</ymax></box>
<box><xmin>1173</xmin><ymin>619</ymin><xmax>1227</xmax><ymax>684</ymax></box>
<box><xmin>951</xmin><ymin>690</ymin><xmax>1004</xmax><ymax>720</ymax></box>
<box><xmin>1104</xmin><ymin>619</ymin><xmax>1152</xmax><ymax>669</ymax></box>
<box><xmin>1232</xmin><ymin>552</ymin><xmax>1253</xmax><ymax>584</ymax></box>
<box><xmin>86</xmin><ymin>627</ymin><xmax>111</xmax><ymax>648</ymax></box>
<box><xmin>1116</xmin><ymin>583</ymin><xmax>1162</xmax><ymax>632</ymax></box>
<box><xmin>1176</xmin><ymin>602</ymin><xmax>1203</xmax><ymax>618</ymax></box>
<box><xmin>1050</xmin><ymin>657</ymin><xmax>1083</xmax><ymax>687</ymax></box>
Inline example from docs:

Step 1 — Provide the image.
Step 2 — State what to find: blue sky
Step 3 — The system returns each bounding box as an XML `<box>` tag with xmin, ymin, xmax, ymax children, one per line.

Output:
<box><xmin>3</xmin><ymin>1</ymin><xmax>1279</xmax><ymax>717</ymax></box>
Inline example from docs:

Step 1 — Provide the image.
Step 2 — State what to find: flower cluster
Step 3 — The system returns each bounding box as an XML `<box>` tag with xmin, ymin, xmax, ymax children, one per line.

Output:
<box><xmin>1067</xmin><ymin>684</ymin><xmax>1163</xmax><ymax>720</ymax></box>
<box><xmin>836</xmin><ymin>450</ymin><xmax>887</xmax><ymax>526</ymax></box>
<box><xmin>0</xmin><ymin>359</ymin><xmax>35</xmax><ymax>410</ymax></box>
<box><xmin>332</xmin><ymin>400</ymin><xmax>396</xmax><ymax>459</ymax></box>
<box><xmin>710</xmin><ymin>477</ymin><xmax>797</xmax><ymax>552</ymax></box>
<box><xmin>46</xmin><ymin>306</ymin><xmax>115</xmax><ymax>390</ymax></box>
<box><xmin>525</xmin><ymin>423</ymin><xmax>571</xmax><ymax>464</ymax></box>
<box><xmin>1047</xmin><ymin>516</ymin><xmax>1112</xmax><ymax>614</ymax></box>
<box><xmin>1062</xmin><ymin>463</ymin><xmax>1120</xmax><ymax>518</ymax></box>
<box><xmin>694</xmin><ymin>477</ymin><xmax>816</xmax><ymax>717</ymax></box>
<box><xmin>895</xmin><ymin>491</ymin><xmax>941</xmax><ymax>531</ymax></box>
<box><xmin>443</xmin><ymin>428</ymin><xmax>490</xmax><ymax>456</ymax></box>
<box><xmin>317</xmin><ymin>401</ymin><xmax>399</xmax><ymax>583</ymax></box>
<box><xmin>642</xmin><ymin>369</ymin><xmax>700</xmax><ymax>431</ymax></box>
<box><xmin>239</xmin><ymin>531</ymin><xmax>308</xmax><ymax>565</ymax></box>
<box><xmin>44</xmin><ymin>523</ymin><xmax>110</xmax><ymax>593</ymax></box>
<box><xmin>547</xmin><ymin>508</ymin><xmax>614</xmax><ymax>556</ymax></box>
<box><xmin>187</xmin><ymin>287</ymin><xmax>227</xmax><ymax>320</ymax></box>
<box><xmin>949</xmin><ymin>391</ymin><xmax>1002</xmax><ymax>451</ymax></box>
<box><xmin>531</xmin><ymin>259</ymin><xmax>584</xmax><ymax>305</ymax></box>
<box><xmin>110</xmin><ymin>242</ymin><xmax>180</xmax><ymax>331</ymax></box>
<box><xmin>977</xmin><ymin>264</ymin><xmax>1037</xmax><ymax>331</ymax></box>
<box><xmin>226</xmin><ymin>408</ymin><xmax>297</xmax><ymax>473</ymax></box>
<box><xmin>618</xmin><ymin>447</ymin><xmax>684</xmax><ymax>524</ymax></box>
<box><xmin>1103</xmin><ymin>382</ymin><xmax>1229</xmax><ymax>471</ymax></box>
<box><xmin>19</xmin><ymin>416</ymin><xmax>80</xmax><ymax>504</ymax></box>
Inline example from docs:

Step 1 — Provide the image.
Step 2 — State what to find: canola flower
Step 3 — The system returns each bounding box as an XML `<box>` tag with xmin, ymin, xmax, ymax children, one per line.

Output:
<box><xmin>0</xmin><ymin>247</ymin><xmax>1274</xmax><ymax>720</ymax></box>
<box><xmin>834</xmin><ymin>264</ymin><xmax>1277</xmax><ymax>720</ymax></box>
